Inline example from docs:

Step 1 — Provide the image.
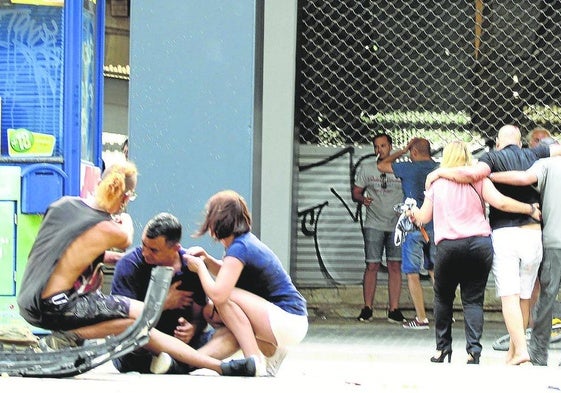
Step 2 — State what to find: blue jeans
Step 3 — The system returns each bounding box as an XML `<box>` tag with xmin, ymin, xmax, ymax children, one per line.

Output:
<box><xmin>401</xmin><ymin>229</ymin><xmax>435</xmax><ymax>274</ymax></box>
<box><xmin>363</xmin><ymin>227</ymin><xmax>401</xmax><ymax>263</ymax></box>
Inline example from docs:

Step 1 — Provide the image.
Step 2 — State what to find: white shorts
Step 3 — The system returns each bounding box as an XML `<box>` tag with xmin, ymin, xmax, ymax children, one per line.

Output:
<box><xmin>491</xmin><ymin>226</ymin><xmax>542</xmax><ymax>299</ymax></box>
<box><xmin>268</xmin><ymin>303</ymin><xmax>309</xmax><ymax>348</ymax></box>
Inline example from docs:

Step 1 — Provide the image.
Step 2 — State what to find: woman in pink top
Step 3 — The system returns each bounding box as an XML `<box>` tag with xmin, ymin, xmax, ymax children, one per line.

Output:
<box><xmin>409</xmin><ymin>141</ymin><xmax>541</xmax><ymax>365</ymax></box>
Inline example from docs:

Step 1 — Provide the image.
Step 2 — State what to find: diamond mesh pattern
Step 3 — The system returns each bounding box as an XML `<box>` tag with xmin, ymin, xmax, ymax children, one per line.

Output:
<box><xmin>296</xmin><ymin>0</ymin><xmax>561</xmax><ymax>149</ymax></box>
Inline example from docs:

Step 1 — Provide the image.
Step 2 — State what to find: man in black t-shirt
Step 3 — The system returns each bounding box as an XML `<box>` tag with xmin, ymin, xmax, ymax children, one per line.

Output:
<box><xmin>111</xmin><ymin>213</ymin><xmax>238</xmax><ymax>374</ymax></box>
<box><xmin>425</xmin><ymin>124</ymin><xmax>561</xmax><ymax>365</ymax></box>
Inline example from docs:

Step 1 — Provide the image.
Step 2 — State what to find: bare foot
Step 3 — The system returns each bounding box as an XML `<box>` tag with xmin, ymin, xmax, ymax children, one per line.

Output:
<box><xmin>507</xmin><ymin>355</ymin><xmax>531</xmax><ymax>365</ymax></box>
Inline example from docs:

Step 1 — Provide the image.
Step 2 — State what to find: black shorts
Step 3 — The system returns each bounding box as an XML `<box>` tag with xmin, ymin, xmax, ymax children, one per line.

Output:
<box><xmin>40</xmin><ymin>289</ymin><xmax>131</xmax><ymax>331</ymax></box>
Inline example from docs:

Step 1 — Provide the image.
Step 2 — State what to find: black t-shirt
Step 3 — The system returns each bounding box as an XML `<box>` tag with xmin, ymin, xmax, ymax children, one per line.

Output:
<box><xmin>111</xmin><ymin>247</ymin><xmax>207</xmax><ymax>337</ymax></box>
<box><xmin>478</xmin><ymin>144</ymin><xmax>549</xmax><ymax>229</ymax></box>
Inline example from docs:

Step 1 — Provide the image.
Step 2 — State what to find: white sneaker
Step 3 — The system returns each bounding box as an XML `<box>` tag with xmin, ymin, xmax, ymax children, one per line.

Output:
<box><xmin>266</xmin><ymin>347</ymin><xmax>288</xmax><ymax>376</ymax></box>
<box><xmin>150</xmin><ymin>352</ymin><xmax>173</xmax><ymax>374</ymax></box>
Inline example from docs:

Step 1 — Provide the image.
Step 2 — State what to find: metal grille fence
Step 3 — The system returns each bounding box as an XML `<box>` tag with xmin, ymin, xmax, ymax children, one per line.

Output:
<box><xmin>296</xmin><ymin>0</ymin><xmax>561</xmax><ymax>148</ymax></box>
<box><xmin>293</xmin><ymin>1</ymin><xmax>561</xmax><ymax>287</ymax></box>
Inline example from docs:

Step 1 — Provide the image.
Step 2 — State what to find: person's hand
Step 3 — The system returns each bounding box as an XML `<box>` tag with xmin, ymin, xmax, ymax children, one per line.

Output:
<box><xmin>103</xmin><ymin>250</ymin><xmax>124</xmax><ymax>264</ymax></box>
<box><xmin>174</xmin><ymin>317</ymin><xmax>195</xmax><ymax>344</ymax></box>
<box><xmin>530</xmin><ymin>203</ymin><xmax>542</xmax><ymax>222</ymax></box>
<box><xmin>165</xmin><ymin>281</ymin><xmax>193</xmax><ymax>310</ymax></box>
<box><xmin>185</xmin><ymin>254</ymin><xmax>206</xmax><ymax>274</ymax></box>
<box><xmin>405</xmin><ymin>138</ymin><xmax>416</xmax><ymax>151</ymax></box>
<box><xmin>406</xmin><ymin>207</ymin><xmax>418</xmax><ymax>223</ymax></box>
<box><xmin>112</xmin><ymin>212</ymin><xmax>132</xmax><ymax>225</ymax></box>
<box><xmin>425</xmin><ymin>169</ymin><xmax>440</xmax><ymax>190</ymax></box>
<box><xmin>185</xmin><ymin>246</ymin><xmax>208</xmax><ymax>259</ymax></box>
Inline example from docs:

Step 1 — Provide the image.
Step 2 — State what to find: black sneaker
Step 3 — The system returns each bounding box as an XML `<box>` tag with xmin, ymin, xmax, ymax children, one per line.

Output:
<box><xmin>221</xmin><ymin>356</ymin><xmax>257</xmax><ymax>377</ymax></box>
<box><xmin>387</xmin><ymin>308</ymin><xmax>406</xmax><ymax>324</ymax></box>
<box><xmin>357</xmin><ymin>306</ymin><xmax>373</xmax><ymax>322</ymax></box>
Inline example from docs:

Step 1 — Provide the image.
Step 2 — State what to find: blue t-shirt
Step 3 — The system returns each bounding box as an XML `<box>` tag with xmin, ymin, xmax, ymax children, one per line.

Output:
<box><xmin>392</xmin><ymin>159</ymin><xmax>439</xmax><ymax>231</ymax></box>
<box><xmin>226</xmin><ymin>232</ymin><xmax>308</xmax><ymax>316</ymax></box>
<box><xmin>111</xmin><ymin>247</ymin><xmax>207</xmax><ymax>337</ymax></box>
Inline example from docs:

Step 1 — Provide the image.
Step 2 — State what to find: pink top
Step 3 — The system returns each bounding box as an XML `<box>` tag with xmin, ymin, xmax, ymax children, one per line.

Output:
<box><xmin>425</xmin><ymin>178</ymin><xmax>491</xmax><ymax>245</ymax></box>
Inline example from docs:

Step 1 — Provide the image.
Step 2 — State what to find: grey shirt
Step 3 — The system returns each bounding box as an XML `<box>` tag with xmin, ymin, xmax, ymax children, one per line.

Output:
<box><xmin>529</xmin><ymin>157</ymin><xmax>561</xmax><ymax>249</ymax></box>
<box><xmin>355</xmin><ymin>156</ymin><xmax>403</xmax><ymax>231</ymax></box>
<box><xmin>17</xmin><ymin>196</ymin><xmax>111</xmax><ymax>326</ymax></box>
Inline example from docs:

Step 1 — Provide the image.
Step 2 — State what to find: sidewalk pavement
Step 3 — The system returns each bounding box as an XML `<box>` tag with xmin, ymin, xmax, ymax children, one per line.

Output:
<box><xmin>2</xmin><ymin>316</ymin><xmax>561</xmax><ymax>392</ymax></box>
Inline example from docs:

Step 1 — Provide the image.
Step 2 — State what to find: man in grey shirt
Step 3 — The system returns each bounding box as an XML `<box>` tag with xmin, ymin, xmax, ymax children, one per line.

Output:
<box><xmin>353</xmin><ymin>133</ymin><xmax>405</xmax><ymax>323</ymax></box>
<box><xmin>490</xmin><ymin>137</ymin><xmax>561</xmax><ymax>365</ymax></box>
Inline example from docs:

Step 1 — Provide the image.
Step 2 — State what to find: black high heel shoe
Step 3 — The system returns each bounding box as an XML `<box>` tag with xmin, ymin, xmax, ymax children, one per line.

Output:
<box><xmin>467</xmin><ymin>352</ymin><xmax>480</xmax><ymax>364</ymax></box>
<box><xmin>430</xmin><ymin>349</ymin><xmax>452</xmax><ymax>363</ymax></box>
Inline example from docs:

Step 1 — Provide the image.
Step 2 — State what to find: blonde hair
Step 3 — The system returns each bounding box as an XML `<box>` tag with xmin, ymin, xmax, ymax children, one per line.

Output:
<box><xmin>440</xmin><ymin>141</ymin><xmax>473</xmax><ymax>168</ymax></box>
<box><xmin>96</xmin><ymin>161</ymin><xmax>137</xmax><ymax>211</ymax></box>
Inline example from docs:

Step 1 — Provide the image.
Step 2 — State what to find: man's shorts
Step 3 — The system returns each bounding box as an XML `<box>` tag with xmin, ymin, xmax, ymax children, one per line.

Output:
<box><xmin>363</xmin><ymin>227</ymin><xmax>402</xmax><ymax>264</ymax></box>
<box><xmin>492</xmin><ymin>226</ymin><xmax>542</xmax><ymax>299</ymax></box>
<box><xmin>40</xmin><ymin>289</ymin><xmax>131</xmax><ymax>331</ymax></box>
<box><xmin>401</xmin><ymin>229</ymin><xmax>436</xmax><ymax>274</ymax></box>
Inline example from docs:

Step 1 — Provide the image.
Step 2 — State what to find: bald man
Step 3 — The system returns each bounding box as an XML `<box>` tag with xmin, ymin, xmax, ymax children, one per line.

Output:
<box><xmin>425</xmin><ymin>124</ymin><xmax>561</xmax><ymax>365</ymax></box>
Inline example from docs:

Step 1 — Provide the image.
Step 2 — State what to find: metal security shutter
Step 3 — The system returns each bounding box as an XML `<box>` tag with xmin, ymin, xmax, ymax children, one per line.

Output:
<box><xmin>295</xmin><ymin>145</ymin><xmax>373</xmax><ymax>286</ymax></box>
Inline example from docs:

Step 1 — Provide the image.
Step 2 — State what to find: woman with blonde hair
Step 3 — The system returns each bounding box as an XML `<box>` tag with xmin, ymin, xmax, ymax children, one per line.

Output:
<box><xmin>409</xmin><ymin>141</ymin><xmax>541</xmax><ymax>365</ymax></box>
<box><xmin>18</xmin><ymin>163</ymin><xmax>257</xmax><ymax>376</ymax></box>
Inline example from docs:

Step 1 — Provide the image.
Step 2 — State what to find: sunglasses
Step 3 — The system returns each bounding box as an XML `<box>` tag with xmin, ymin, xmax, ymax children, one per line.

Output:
<box><xmin>380</xmin><ymin>173</ymin><xmax>387</xmax><ymax>189</ymax></box>
<box><xmin>125</xmin><ymin>190</ymin><xmax>138</xmax><ymax>201</ymax></box>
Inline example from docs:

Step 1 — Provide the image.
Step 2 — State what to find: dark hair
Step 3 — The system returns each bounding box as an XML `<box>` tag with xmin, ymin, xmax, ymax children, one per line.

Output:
<box><xmin>145</xmin><ymin>213</ymin><xmax>182</xmax><ymax>246</ymax></box>
<box><xmin>412</xmin><ymin>138</ymin><xmax>431</xmax><ymax>156</ymax></box>
<box><xmin>373</xmin><ymin>133</ymin><xmax>392</xmax><ymax>145</ymax></box>
<box><xmin>193</xmin><ymin>190</ymin><xmax>251</xmax><ymax>240</ymax></box>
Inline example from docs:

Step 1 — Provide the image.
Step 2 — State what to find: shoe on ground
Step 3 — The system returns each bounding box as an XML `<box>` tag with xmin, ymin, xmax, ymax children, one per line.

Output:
<box><xmin>150</xmin><ymin>352</ymin><xmax>174</xmax><ymax>374</ymax></box>
<box><xmin>357</xmin><ymin>306</ymin><xmax>373</xmax><ymax>322</ymax></box>
<box><xmin>403</xmin><ymin>317</ymin><xmax>429</xmax><ymax>330</ymax></box>
<box><xmin>266</xmin><ymin>347</ymin><xmax>288</xmax><ymax>376</ymax></box>
<box><xmin>492</xmin><ymin>328</ymin><xmax>532</xmax><ymax>351</ymax></box>
<box><xmin>38</xmin><ymin>330</ymin><xmax>84</xmax><ymax>351</ymax></box>
<box><xmin>492</xmin><ymin>333</ymin><xmax>509</xmax><ymax>351</ymax></box>
<box><xmin>221</xmin><ymin>356</ymin><xmax>257</xmax><ymax>377</ymax></box>
<box><xmin>387</xmin><ymin>308</ymin><xmax>406</xmax><ymax>324</ymax></box>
